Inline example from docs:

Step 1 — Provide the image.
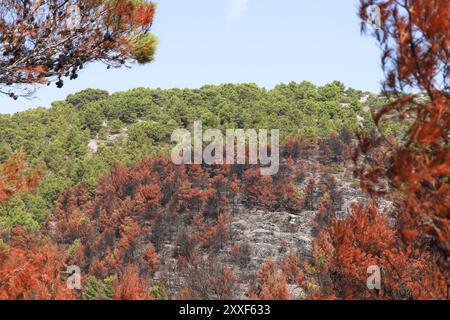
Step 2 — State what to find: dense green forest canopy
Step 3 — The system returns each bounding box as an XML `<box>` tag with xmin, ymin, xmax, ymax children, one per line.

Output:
<box><xmin>0</xmin><ymin>81</ymin><xmax>395</xmax><ymax>230</ymax></box>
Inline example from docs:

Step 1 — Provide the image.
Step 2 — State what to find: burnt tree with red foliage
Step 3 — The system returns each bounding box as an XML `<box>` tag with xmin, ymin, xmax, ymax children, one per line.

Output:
<box><xmin>0</xmin><ymin>228</ymin><xmax>74</xmax><ymax>300</ymax></box>
<box><xmin>0</xmin><ymin>152</ymin><xmax>41</xmax><ymax>203</ymax></box>
<box><xmin>311</xmin><ymin>203</ymin><xmax>447</xmax><ymax>299</ymax></box>
<box><xmin>252</xmin><ymin>259</ymin><xmax>290</xmax><ymax>300</ymax></box>
<box><xmin>356</xmin><ymin>0</ymin><xmax>449</xmax><ymax>272</ymax></box>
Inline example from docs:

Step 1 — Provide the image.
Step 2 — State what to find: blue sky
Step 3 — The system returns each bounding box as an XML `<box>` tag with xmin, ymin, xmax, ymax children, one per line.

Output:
<box><xmin>1</xmin><ymin>0</ymin><xmax>383</xmax><ymax>114</ymax></box>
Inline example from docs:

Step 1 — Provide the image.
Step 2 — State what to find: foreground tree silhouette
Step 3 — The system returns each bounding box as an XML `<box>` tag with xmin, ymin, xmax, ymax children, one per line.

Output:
<box><xmin>299</xmin><ymin>0</ymin><xmax>449</xmax><ymax>300</ymax></box>
<box><xmin>356</xmin><ymin>0</ymin><xmax>449</xmax><ymax>266</ymax></box>
<box><xmin>0</xmin><ymin>0</ymin><xmax>157</xmax><ymax>98</ymax></box>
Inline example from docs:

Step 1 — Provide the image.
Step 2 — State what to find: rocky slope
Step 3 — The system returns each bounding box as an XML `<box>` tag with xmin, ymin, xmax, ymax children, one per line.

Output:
<box><xmin>152</xmin><ymin>162</ymin><xmax>368</xmax><ymax>299</ymax></box>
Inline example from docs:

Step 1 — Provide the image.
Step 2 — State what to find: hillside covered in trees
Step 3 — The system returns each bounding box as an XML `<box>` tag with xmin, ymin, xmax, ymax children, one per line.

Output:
<box><xmin>0</xmin><ymin>82</ymin><xmax>387</xmax><ymax>230</ymax></box>
<box><xmin>2</xmin><ymin>82</ymin><xmax>441</xmax><ymax>300</ymax></box>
